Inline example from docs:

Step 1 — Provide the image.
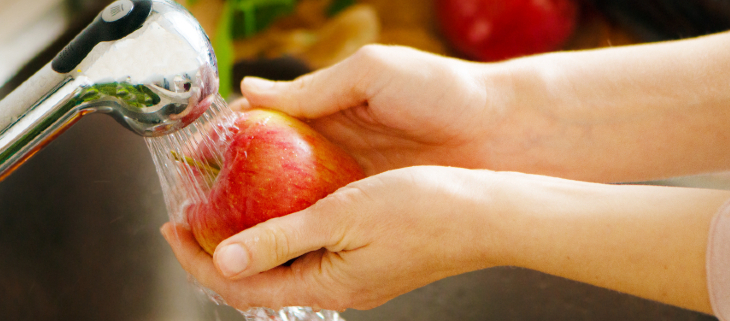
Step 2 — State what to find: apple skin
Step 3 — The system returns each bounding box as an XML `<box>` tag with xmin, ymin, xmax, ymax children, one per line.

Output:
<box><xmin>435</xmin><ymin>0</ymin><xmax>578</xmax><ymax>62</ymax></box>
<box><xmin>185</xmin><ymin>109</ymin><xmax>365</xmax><ymax>255</ymax></box>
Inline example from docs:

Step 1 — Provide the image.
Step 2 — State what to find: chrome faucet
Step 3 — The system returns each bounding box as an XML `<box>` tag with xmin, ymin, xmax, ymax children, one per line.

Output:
<box><xmin>0</xmin><ymin>0</ymin><xmax>218</xmax><ymax>180</ymax></box>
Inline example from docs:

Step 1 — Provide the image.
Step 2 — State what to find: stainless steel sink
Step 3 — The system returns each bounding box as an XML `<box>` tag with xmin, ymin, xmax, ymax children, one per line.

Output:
<box><xmin>0</xmin><ymin>6</ymin><xmax>723</xmax><ymax>320</ymax></box>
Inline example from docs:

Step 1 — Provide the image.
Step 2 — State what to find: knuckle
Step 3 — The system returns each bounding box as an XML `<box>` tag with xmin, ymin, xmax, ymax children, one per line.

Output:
<box><xmin>288</xmin><ymin>74</ymin><xmax>316</xmax><ymax>117</ymax></box>
<box><xmin>292</xmin><ymin>73</ymin><xmax>313</xmax><ymax>90</ymax></box>
<box><xmin>343</xmin><ymin>44</ymin><xmax>395</xmax><ymax>99</ymax></box>
<box><xmin>257</xmin><ymin>223</ymin><xmax>292</xmax><ymax>265</ymax></box>
<box><xmin>308</xmin><ymin>187</ymin><xmax>356</xmax><ymax>218</ymax></box>
<box><xmin>307</xmin><ymin>187</ymin><xmax>362</xmax><ymax>227</ymax></box>
<box><xmin>352</xmin><ymin>44</ymin><xmax>390</xmax><ymax>67</ymax></box>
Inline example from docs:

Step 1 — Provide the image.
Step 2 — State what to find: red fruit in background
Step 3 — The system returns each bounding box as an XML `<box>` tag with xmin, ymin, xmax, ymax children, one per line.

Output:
<box><xmin>435</xmin><ymin>0</ymin><xmax>579</xmax><ymax>61</ymax></box>
<box><xmin>184</xmin><ymin>109</ymin><xmax>365</xmax><ymax>255</ymax></box>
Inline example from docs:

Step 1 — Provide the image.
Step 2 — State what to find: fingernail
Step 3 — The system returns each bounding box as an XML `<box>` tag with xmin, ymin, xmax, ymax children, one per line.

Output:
<box><xmin>242</xmin><ymin>77</ymin><xmax>275</xmax><ymax>92</ymax></box>
<box><xmin>229</xmin><ymin>97</ymin><xmax>251</xmax><ymax>111</ymax></box>
<box><xmin>216</xmin><ymin>244</ymin><xmax>249</xmax><ymax>278</ymax></box>
<box><xmin>160</xmin><ymin>224</ymin><xmax>171</xmax><ymax>240</ymax></box>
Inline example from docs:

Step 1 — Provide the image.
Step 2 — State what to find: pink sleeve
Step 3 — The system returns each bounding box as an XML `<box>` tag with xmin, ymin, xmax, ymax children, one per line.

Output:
<box><xmin>707</xmin><ymin>199</ymin><xmax>730</xmax><ymax>321</ymax></box>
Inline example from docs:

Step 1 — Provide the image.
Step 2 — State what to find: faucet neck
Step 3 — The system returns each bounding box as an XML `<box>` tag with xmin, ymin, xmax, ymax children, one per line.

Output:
<box><xmin>0</xmin><ymin>63</ymin><xmax>91</xmax><ymax>180</ymax></box>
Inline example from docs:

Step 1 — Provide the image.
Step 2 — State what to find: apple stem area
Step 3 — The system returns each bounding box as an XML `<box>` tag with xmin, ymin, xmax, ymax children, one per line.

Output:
<box><xmin>171</xmin><ymin>151</ymin><xmax>221</xmax><ymax>176</ymax></box>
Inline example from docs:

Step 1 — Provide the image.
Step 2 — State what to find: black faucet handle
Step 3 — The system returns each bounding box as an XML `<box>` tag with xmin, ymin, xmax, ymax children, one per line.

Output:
<box><xmin>52</xmin><ymin>0</ymin><xmax>153</xmax><ymax>74</ymax></box>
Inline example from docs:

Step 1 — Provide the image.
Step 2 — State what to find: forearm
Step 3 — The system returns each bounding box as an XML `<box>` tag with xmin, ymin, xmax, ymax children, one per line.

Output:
<box><xmin>491</xmin><ymin>172</ymin><xmax>730</xmax><ymax>314</ymax></box>
<box><xmin>483</xmin><ymin>31</ymin><xmax>730</xmax><ymax>182</ymax></box>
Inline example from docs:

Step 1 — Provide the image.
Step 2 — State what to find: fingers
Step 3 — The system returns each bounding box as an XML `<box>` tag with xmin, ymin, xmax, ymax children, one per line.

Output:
<box><xmin>237</xmin><ymin>45</ymin><xmax>390</xmax><ymax>119</ymax></box>
<box><xmin>239</xmin><ymin>73</ymin><xmax>363</xmax><ymax>119</ymax></box>
<box><xmin>159</xmin><ymin>183</ymin><xmax>373</xmax><ymax>310</ymax></box>
<box><xmin>212</xmin><ymin>209</ymin><xmax>337</xmax><ymax>280</ymax></box>
<box><xmin>160</xmin><ymin>223</ymin><xmax>228</xmax><ymax>290</ymax></box>
<box><xmin>161</xmin><ymin>222</ymin><xmax>323</xmax><ymax>309</ymax></box>
<box><xmin>229</xmin><ymin>97</ymin><xmax>251</xmax><ymax>111</ymax></box>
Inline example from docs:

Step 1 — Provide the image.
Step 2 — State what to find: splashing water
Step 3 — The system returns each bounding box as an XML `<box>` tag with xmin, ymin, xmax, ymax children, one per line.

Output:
<box><xmin>145</xmin><ymin>94</ymin><xmax>345</xmax><ymax>321</ymax></box>
<box><xmin>146</xmin><ymin>94</ymin><xmax>235</xmax><ymax>225</ymax></box>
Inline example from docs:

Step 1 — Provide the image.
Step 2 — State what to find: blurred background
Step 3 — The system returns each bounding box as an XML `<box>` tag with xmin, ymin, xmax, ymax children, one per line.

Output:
<box><xmin>1</xmin><ymin>0</ymin><xmax>730</xmax><ymax>320</ymax></box>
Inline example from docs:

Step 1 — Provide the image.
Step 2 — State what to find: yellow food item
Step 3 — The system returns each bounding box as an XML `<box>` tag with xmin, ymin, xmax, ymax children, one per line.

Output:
<box><xmin>181</xmin><ymin>0</ymin><xmax>450</xmax><ymax>70</ymax></box>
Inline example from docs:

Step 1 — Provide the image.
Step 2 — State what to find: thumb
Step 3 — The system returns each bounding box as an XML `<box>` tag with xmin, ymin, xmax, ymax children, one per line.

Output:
<box><xmin>212</xmin><ymin>209</ymin><xmax>334</xmax><ymax>280</ymax></box>
<box><xmin>238</xmin><ymin>47</ymin><xmax>380</xmax><ymax>119</ymax></box>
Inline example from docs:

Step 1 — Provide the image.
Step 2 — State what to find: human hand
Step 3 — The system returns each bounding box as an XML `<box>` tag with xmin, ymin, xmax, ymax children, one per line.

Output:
<box><xmin>233</xmin><ymin>32</ymin><xmax>730</xmax><ymax>183</ymax></box>
<box><xmin>161</xmin><ymin>164</ymin><xmax>730</xmax><ymax>314</ymax></box>
<box><xmin>230</xmin><ymin>45</ymin><xmax>510</xmax><ymax>175</ymax></box>
<box><xmin>161</xmin><ymin>166</ymin><xmax>505</xmax><ymax>311</ymax></box>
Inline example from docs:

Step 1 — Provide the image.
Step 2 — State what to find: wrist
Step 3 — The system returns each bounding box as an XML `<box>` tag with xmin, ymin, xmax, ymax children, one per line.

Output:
<box><xmin>472</xmin><ymin>57</ymin><xmax>591</xmax><ymax>179</ymax></box>
<box><xmin>426</xmin><ymin>168</ymin><xmax>525</xmax><ymax>273</ymax></box>
<box><xmin>451</xmin><ymin>170</ymin><xmax>554</xmax><ymax>270</ymax></box>
<box><xmin>482</xmin><ymin>33</ymin><xmax>730</xmax><ymax>182</ymax></box>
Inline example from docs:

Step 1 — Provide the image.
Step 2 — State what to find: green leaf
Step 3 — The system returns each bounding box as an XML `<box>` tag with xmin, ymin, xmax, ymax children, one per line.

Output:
<box><xmin>213</xmin><ymin>0</ymin><xmax>236</xmax><ymax>99</ymax></box>
<box><xmin>213</xmin><ymin>0</ymin><xmax>300</xmax><ymax>97</ymax></box>
<box><xmin>326</xmin><ymin>0</ymin><xmax>355</xmax><ymax>17</ymax></box>
<box><xmin>230</xmin><ymin>0</ymin><xmax>297</xmax><ymax>39</ymax></box>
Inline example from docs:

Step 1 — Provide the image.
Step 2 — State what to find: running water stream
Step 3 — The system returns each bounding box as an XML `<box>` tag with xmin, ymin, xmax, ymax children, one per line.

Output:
<box><xmin>145</xmin><ymin>94</ymin><xmax>235</xmax><ymax>226</ymax></box>
<box><xmin>144</xmin><ymin>94</ymin><xmax>344</xmax><ymax>321</ymax></box>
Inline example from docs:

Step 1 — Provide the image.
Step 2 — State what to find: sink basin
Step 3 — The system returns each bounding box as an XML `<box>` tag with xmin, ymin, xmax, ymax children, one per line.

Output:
<box><xmin>0</xmin><ymin>7</ymin><xmax>724</xmax><ymax>320</ymax></box>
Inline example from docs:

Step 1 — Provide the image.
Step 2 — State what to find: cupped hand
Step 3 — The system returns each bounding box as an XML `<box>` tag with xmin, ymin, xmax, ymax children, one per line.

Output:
<box><xmin>230</xmin><ymin>45</ymin><xmax>511</xmax><ymax>175</ymax></box>
<box><xmin>161</xmin><ymin>166</ymin><xmax>506</xmax><ymax>311</ymax></box>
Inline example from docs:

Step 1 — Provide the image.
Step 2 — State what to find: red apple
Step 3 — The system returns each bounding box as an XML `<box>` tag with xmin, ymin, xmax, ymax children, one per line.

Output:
<box><xmin>183</xmin><ymin>109</ymin><xmax>365</xmax><ymax>255</ymax></box>
<box><xmin>435</xmin><ymin>0</ymin><xmax>579</xmax><ymax>62</ymax></box>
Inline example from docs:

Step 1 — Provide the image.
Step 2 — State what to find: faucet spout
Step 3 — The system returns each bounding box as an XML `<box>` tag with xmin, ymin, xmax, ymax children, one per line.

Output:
<box><xmin>0</xmin><ymin>0</ymin><xmax>218</xmax><ymax>180</ymax></box>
